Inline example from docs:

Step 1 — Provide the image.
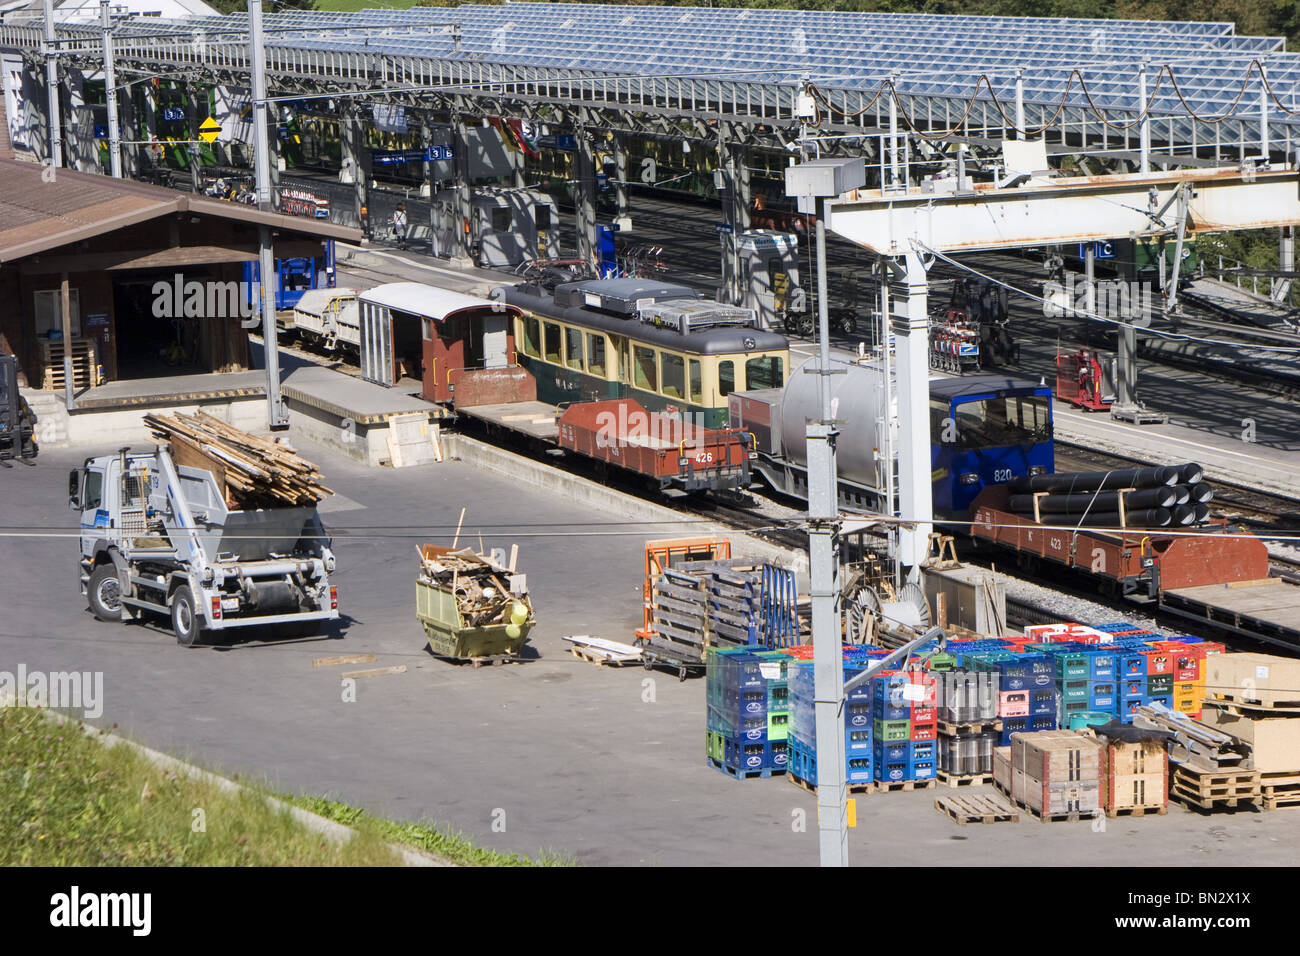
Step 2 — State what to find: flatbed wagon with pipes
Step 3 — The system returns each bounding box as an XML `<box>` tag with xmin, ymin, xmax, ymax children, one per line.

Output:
<box><xmin>969</xmin><ymin>468</ymin><xmax>1300</xmax><ymax>652</ymax></box>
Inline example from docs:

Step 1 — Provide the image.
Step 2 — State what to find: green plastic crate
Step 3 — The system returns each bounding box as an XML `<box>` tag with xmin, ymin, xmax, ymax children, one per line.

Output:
<box><xmin>767</xmin><ymin>712</ymin><xmax>789</xmax><ymax>742</ymax></box>
<box><xmin>873</xmin><ymin>718</ymin><xmax>910</xmax><ymax>742</ymax></box>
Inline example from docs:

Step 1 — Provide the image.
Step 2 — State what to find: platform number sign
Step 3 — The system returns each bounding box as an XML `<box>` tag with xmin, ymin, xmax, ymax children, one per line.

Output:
<box><xmin>1077</xmin><ymin>241</ymin><xmax>1114</xmax><ymax>260</ymax></box>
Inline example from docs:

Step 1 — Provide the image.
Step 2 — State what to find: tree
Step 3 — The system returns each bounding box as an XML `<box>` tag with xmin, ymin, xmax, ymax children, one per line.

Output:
<box><xmin>209</xmin><ymin>0</ymin><xmax>318</xmax><ymax>13</ymax></box>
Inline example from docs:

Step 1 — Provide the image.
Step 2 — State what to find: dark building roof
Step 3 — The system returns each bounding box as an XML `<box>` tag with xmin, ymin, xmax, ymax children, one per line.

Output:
<box><xmin>0</xmin><ymin>157</ymin><xmax>360</xmax><ymax>264</ymax></box>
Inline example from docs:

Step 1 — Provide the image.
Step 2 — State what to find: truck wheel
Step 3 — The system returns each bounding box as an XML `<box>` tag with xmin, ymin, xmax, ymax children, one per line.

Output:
<box><xmin>171</xmin><ymin>588</ymin><xmax>203</xmax><ymax>647</ymax></box>
<box><xmin>88</xmin><ymin>564</ymin><xmax>123</xmax><ymax>622</ymax></box>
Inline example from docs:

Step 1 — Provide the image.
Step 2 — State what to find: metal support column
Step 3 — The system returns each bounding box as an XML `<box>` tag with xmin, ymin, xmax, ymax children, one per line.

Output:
<box><xmin>451</xmin><ymin>109</ymin><xmax>473</xmax><ymax>262</ymax></box>
<box><xmin>341</xmin><ymin>105</ymin><xmax>364</xmax><ymax>234</ymax></box>
<box><xmin>188</xmin><ymin>83</ymin><xmax>201</xmax><ymax>194</ymax></box>
<box><xmin>879</xmin><ymin>258</ymin><xmax>899</xmax><ymax>589</ymax></box>
<box><xmin>248</xmin><ymin>0</ymin><xmax>286</xmax><ymax>430</ymax></box>
<box><xmin>1138</xmin><ymin>61</ymin><xmax>1150</xmax><ymax>174</ymax></box>
<box><xmin>1279</xmin><ymin>226</ymin><xmax>1295</xmax><ymax>303</ymax></box>
<box><xmin>718</xmin><ymin>126</ymin><xmax>751</xmax><ymax>305</ymax></box>
<box><xmin>42</xmin><ymin>0</ymin><xmax>61</xmax><ymax>168</ymax></box>
<box><xmin>894</xmin><ymin>251</ymin><xmax>931</xmax><ymax>578</ymax></box>
<box><xmin>808</xmin><ymin>214</ymin><xmax>847</xmax><ymax>868</ymax></box>
<box><xmin>419</xmin><ymin>119</ymin><xmax>432</xmax><ymax>199</ymax></box>
<box><xmin>575</xmin><ymin>122</ymin><xmax>598</xmax><ymax>269</ymax></box>
<box><xmin>614</xmin><ymin>131</ymin><xmax>629</xmax><ymax>221</ymax></box>
<box><xmin>1015</xmin><ymin>67</ymin><xmax>1025</xmax><ymax>140</ymax></box>
<box><xmin>60</xmin><ymin>272</ymin><xmax>74</xmax><ymax>411</ymax></box>
<box><xmin>1259</xmin><ymin>63</ymin><xmax>1270</xmax><ymax>163</ymax></box>
<box><xmin>268</xmin><ymin>108</ymin><xmax>282</xmax><ymax>210</ymax></box>
<box><xmin>100</xmin><ymin>0</ymin><xmax>121</xmax><ymax>178</ymax></box>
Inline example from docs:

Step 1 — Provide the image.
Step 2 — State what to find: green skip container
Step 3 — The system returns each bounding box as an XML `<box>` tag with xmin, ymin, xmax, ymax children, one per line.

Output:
<box><xmin>416</xmin><ymin>544</ymin><xmax>535</xmax><ymax>664</ymax></box>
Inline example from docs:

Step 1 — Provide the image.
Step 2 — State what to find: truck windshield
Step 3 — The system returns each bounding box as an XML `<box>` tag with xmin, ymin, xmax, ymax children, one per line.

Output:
<box><xmin>952</xmin><ymin>394</ymin><xmax>1051</xmax><ymax>449</ymax></box>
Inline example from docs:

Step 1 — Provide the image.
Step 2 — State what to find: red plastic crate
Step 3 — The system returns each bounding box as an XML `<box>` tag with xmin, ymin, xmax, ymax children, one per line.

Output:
<box><xmin>910</xmin><ymin>722</ymin><xmax>937</xmax><ymax>742</ymax></box>
<box><xmin>1141</xmin><ymin>649</ymin><xmax>1174</xmax><ymax>676</ymax></box>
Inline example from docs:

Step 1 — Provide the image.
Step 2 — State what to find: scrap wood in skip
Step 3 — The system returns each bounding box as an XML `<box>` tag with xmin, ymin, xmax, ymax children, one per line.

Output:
<box><xmin>144</xmin><ymin>410</ymin><xmax>333</xmax><ymax>508</ymax></box>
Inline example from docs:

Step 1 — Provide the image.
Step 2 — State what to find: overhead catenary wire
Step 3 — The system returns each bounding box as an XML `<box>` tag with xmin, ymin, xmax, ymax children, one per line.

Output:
<box><xmin>912</xmin><ymin>240</ymin><xmax>1300</xmax><ymax>355</ymax></box>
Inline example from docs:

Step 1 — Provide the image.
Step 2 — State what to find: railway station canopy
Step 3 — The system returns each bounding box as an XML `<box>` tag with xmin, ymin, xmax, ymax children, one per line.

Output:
<box><xmin>2</xmin><ymin>3</ymin><xmax>1298</xmax><ymax>153</ymax></box>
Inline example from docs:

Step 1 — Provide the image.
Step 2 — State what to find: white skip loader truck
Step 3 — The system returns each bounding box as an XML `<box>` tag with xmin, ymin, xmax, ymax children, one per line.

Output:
<box><xmin>71</xmin><ymin>445</ymin><xmax>339</xmax><ymax>646</ymax></box>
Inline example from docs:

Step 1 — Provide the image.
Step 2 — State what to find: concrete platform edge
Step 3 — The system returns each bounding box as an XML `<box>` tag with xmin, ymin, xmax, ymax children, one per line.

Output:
<box><xmin>442</xmin><ymin>433</ymin><xmax>809</xmax><ymax>577</ymax></box>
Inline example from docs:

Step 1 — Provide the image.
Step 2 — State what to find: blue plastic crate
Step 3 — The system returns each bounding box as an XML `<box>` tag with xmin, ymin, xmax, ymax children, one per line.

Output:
<box><xmin>873</xmin><ymin>700</ymin><xmax>909</xmax><ymax>721</ymax></box>
<box><xmin>872</xmin><ymin>739</ymin><xmax>936</xmax><ymax>765</ymax></box>
<box><xmin>712</xmin><ymin>688</ymin><xmax>768</xmax><ymax>717</ymax></box>
<box><xmin>999</xmin><ymin>654</ymin><xmax>1053</xmax><ymax>678</ymax></box>
<box><xmin>1029</xmin><ymin>687</ymin><xmax>1058</xmax><ymax>716</ymax></box>
<box><xmin>846</xmin><ymin>756</ymin><xmax>875</xmax><ymax>784</ymax></box>
<box><xmin>1120</xmin><ymin>678</ymin><xmax>1147</xmax><ymax>700</ymax></box>
<box><xmin>1118</xmin><ymin>653</ymin><xmax>1147</xmax><ymax>678</ymax></box>
<box><xmin>1086</xmin><ymin>655</ymin><xmax>1118</xmax><ymax>686</ymax></box>
<box><xmin>721</xmin><ymin>738</ymin><xmax>787</xmax><ymax>772</ymax></box>
<box><xmin>846</xmin><ymin>727</ymin><xmax>875</xmax><ymax>753</ymax></box>
<box><xmin>1144</xmin><ymin>694</ymin><xmax>1173</xmax><ymax>709</ymax></box>
<box><xmin>846</xmin><ymin>702</ymin><xmax>873</xmax><ymax>729</ymax></box>
<box><xmin>1001</xmin><ymin>671</ymin><xmax>1055</xmax><ymax>692</ymax></box>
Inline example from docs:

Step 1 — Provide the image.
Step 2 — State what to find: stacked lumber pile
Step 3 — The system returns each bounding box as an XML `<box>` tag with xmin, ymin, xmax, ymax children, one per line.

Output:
<box><xmin>417</xmin><ymin>544</ymin><xmax>525</xmax><ymax>629</ymax></box>
<box><xmin>144</xmin><ymin>410</ymin><xmax>332</xmax><ymax>508</ymax></box>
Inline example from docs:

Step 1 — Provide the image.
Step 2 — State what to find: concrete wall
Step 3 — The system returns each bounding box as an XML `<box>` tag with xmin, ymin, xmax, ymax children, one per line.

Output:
<box><xmin>284</xmin><ymin>398</ymin><xmax>397</xmax><ymax>467</ymax></box>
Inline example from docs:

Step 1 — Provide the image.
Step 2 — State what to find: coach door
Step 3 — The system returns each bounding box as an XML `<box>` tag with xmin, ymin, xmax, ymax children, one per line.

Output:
<box><xmin>611</xmin><ymin>334</ymin><xmax>630</xmax><ymax>397</ymax></box>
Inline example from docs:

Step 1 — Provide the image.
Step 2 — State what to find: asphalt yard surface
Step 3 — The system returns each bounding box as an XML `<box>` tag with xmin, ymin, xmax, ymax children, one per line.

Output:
<box><xmin>3</xmin><ymin>440</ymin><xmax>1296</xmax><ymax>865</ymax></box>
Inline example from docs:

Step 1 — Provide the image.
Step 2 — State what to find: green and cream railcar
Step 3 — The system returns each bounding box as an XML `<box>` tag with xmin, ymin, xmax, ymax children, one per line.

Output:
<box><xmin>502</xmin><ymin>278</ymin><xmax>789</xmax><ymax>428</ymax></box>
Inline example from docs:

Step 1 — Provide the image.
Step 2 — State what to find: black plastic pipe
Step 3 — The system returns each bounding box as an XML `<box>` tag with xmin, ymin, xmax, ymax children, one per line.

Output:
<box><xmin>1008</xmin><ymin>485</ymin><xmax>1177</xmax><ymax>514</ymax></box>
<box><xmin>1006</xmin><ymin>465</ymin><xmax>1180</xmax><ymax>494</ymax></box>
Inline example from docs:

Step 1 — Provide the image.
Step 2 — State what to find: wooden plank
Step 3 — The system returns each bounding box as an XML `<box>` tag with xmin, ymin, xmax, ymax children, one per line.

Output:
<box><xmin>312</xmin><ymin>653</ymin><xmax>377</xmax><ymax>668</ymax></box>
<box><xmin>340</xmin><ymin>665</ymin><xmax>407</xmax><ymax>679</ymax></box>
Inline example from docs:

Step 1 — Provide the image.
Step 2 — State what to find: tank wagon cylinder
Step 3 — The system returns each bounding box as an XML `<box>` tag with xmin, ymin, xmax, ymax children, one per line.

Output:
<box><xmin>777</xmin><ymin>357</ymin><xmax>896</xmax><ymax>489</ymax></box>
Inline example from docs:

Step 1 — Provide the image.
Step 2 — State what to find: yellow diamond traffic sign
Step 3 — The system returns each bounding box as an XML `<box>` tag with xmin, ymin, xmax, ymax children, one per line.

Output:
<box><xmin>198</xmin><ymin>117</ymin><xmax>221</xmax><ymax>144</ymax></box>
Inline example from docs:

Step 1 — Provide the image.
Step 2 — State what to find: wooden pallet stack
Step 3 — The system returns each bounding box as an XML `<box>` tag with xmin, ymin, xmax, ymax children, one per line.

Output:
<box><xmin>144</xmin><ymin>410</ymin><xmax>332</xmax><ymax>508</ymax></box>
<box><xmin>1095</xmin><ymin>731</ymin><xmax>1169</xmax><ymax>818</ymax></box>
<box><xmin>1199</xmin><ymin>653</ymin><xmax>1300</xmax><ymax>812</ymax></box>
<box><xmin>1006</xmin><ymin>730</ymin><xmax>1104</xmax><ymax>822</ymax></box>
<box><xmin>39</xmin><ymin>339</ymin><xmax>100</xmax><ymax>392</ymax></box>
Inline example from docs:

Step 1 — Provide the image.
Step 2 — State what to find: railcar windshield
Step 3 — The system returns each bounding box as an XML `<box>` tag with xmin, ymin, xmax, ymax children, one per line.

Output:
<box><xmin>951</xmin><ymin>394</ymin><xmax>1051</xmax><ymax>448</ymax></box>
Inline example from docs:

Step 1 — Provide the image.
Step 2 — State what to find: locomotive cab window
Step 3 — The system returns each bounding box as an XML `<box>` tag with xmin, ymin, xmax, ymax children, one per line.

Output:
<box><xmin>661</xmin><ymin>352</ymin><xmax>686</xmax><ymax>400</ymax></box>
<box><xmin>745</xmin><ymin>355</ymin><xmax>783</xmax><ymax>391</ymax></box>
<box><xmin>689</xmin><ymin>359</ymin><xmax>703</xmax><ymax>404</ymax></box>
<box><xmin>633</xmin><ymin>346</ymin><xmax>657</xmax><ymax>391</ymax></box>
<box><xmin>718</xmin><ymin>360</ymin><xmax>736</xmax><ymax>398</ymax></box>
<box><xmin>522</xmin><ymin>316</ymin><xmax>541</xmax><ymax>357</ymax></box>
<box><xmin>588</xmin><ymin>333</ymin><xmax>607</xmax><ymax>378</ymax></box>
<box><xmin>953</xmin><ymin>394</ymin><xmax>1051</xmax><ymax>448</ymax></box>
<box><xmin>565</xmin><ymin>328</ymin><xmax>584</xmax><ymax>370</ymax></box>
<box><xmin>543</xmin><ymin>322</ymin><xmax>562</xmax><ymax>363</ymax></box>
